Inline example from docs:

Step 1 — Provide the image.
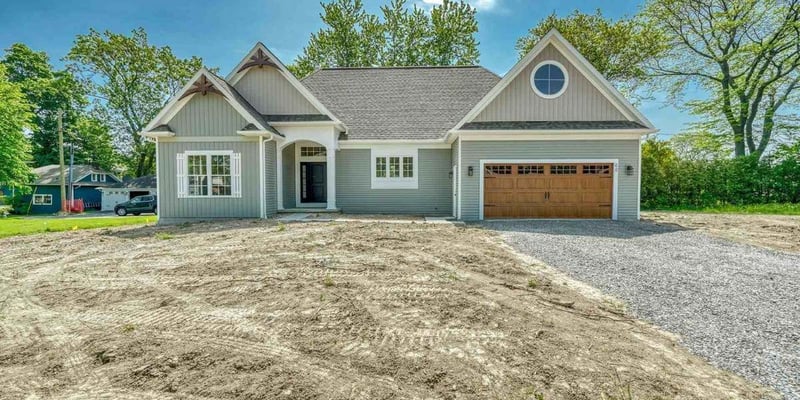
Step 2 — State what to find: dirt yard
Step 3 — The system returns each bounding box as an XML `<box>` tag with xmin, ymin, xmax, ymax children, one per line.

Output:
<box><xmin>0</xmin><ymin>220</ymin><xmax>776</xmax><ymax>399</ymax></box>
<box><xmin>644</xmin><ymin>211</ymin><xmax>800</xmax><ymax>253</ymax></box>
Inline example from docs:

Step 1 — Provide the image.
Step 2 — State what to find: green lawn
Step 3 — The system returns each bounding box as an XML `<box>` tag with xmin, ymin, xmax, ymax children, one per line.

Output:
<box><xmin>645</xmin><ymin>203</ymin><xmax>800</xmax><ymax>215</ymax></box>
<box><xmin>0</xmin><ymin>215</ymin><xmax>156</xmax><ymax>238</ymax></box>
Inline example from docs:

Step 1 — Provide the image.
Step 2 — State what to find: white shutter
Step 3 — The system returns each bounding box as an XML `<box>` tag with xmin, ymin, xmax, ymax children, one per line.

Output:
<box><xmin>176</xmin><ymin>153</ymin><xmax>187</xmax><ymax>198</ymax></box>
<box><xmin>231</xmin><ymin>153</ymin><xmax>242</xmax><ymax>198</ymax></box>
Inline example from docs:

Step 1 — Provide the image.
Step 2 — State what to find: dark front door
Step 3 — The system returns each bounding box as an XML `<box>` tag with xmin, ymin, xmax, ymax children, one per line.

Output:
<box><xmin>301</xmin><ymin>162</ymin><xmax>326</xmax><ymax>203</ymax></box>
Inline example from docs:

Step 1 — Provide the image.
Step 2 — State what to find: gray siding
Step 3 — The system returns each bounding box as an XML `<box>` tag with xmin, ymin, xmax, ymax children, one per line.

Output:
<box><xmin>264</xmin><ymin>140</ymin><xmax>278</xmax><ymax>216</ymax></box>
<box><xmin>234</xmin><ymin>68</ymin><xmax>319</xmax><ymax>115</ymax></box>
<box><xmin>168</xmin><ymin>94</ymin><xmax>247</xmax><ymax>136</ymax></box>
<box><xmin>281</xmin><ymin>144</ymin><xmax>296</xmax><ymax>208</ymax></box>
<box><xmin>459</xmin><ymin>140</ymin><xmax>640</xmax><ymax>221</ymax></box>
<box><xmin>474</xmin><ymin>44</ymin><xmax>627</xmax><ymax>122</ymax></box>
<box><xmin>157</xmin><ymin>140</ymin><xmax>261</xmax><ymax>223</ymax></box>
<box><xmin>336</xmin><ymin>149</ymin><xmax>452</xmax><ymax>215</ymax></box>
<box><xmin>451</xmin><ymin>140</ymin><xmax>459</xmax><ymax>216</ymax></box>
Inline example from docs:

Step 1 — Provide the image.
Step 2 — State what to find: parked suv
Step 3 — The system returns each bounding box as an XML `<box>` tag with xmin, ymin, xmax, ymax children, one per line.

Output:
<box><xmin>114</xmin><ymin>195</ymin><xmax>157</xmax><ymax>216</ymax></box>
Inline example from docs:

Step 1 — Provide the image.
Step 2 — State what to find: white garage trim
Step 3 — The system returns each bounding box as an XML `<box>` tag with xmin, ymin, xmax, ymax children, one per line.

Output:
<box><xmin>478</xmin><ymin>158</ymin><xmax>619</xmax><ymax>221</ymax></box>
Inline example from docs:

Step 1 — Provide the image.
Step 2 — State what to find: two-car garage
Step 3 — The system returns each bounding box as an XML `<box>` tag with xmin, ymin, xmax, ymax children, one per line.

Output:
<box><xmin>481</xmin><ymin>162</ymin><xmax>616</xmax><ymax>220</ymax></box>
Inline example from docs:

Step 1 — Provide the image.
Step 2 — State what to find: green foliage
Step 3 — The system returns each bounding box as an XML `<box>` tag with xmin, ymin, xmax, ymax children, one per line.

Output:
<box><xmin>643</xmin><ymin>0</ymin><xmax>800</xmax><ymax>159</ymax></box>
<box><xmin>2</xmin><ymin>43</ymin><xmax>122</xmax><ymax>173</ymax></box>
<box><xmin>291</xmin><ymin>0</ymin><xmax>479</xmax><ymax>78</ymax></box>
<box><xmin>0</xmin><ymin>215</ymin><xmax>155</xmax><ymax>238</ymax></box>
<box><xmin>0</xmin><ymin>64</ymin><xmax>34</xmax><ymax>190</ymax></box>
<box><xmin>66</xmin><ymin>28</ymin><xmax>204</xmax><ymax>176</ymax></box>
<box><xmin>669</xmin><ymin>130</ymin><xmax>731</xmax><ymax>161</ymax></box>
<box><xmin>641</xmin><ymin>137</ymin><xmax>800</xmax><ymax>209</ymax></box>
<box><xmin>515</xmin><ymin>9</ymin><xmax>665</xmax><ymax>98</ymax></box>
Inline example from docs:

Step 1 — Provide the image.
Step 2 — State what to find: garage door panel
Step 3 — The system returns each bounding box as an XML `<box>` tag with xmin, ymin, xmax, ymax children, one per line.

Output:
<box><xmin>514</xmin><ymin>192</ymin><xmax>546</xmax><ymax>203</ymax></box>
<box><xmin>581</xmin><ymin>191</ymin><xmax>612</xmax><ymax>203</ymax></box>
<box><xmin>516</xmin><ymin>177</ymin><xmax>548</xmax><ymax>189</ymax></box>
<box><xmin>484</xmin><ymin>162</ymin><xmax>613</xmax><ymax>219</ymax></box>
<box><xmin>548</xmin><ymin>179</ymin><xmax>580</xmax><ymax>190</ymax></box>
<box><xmin>485</xmin><ymin>191</ymin><xmax>515</xmax><ymax>204</ymax></box>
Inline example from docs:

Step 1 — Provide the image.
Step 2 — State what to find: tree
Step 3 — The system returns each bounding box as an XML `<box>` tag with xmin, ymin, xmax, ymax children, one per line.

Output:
<box><xmin>70</xmin><ymin>117</ymin><xmax>120</xmax><ymax>172</ymax></box>
<box><xmin>426</xmin><ymin>0</ymin><xmax>479</xmax><ymax>65</ymax></box>
<box><xmin>292</xmin><ymin>0</ymin><xmax>383</xmax><ymax>77</ymax></box>
<box><xmin>644</xmin><ymin>0</ymin><xmax>800</xmax><ymax>159</ymax></box>
<box><xmin>66</xmin><ymin>28</ymin><xmax>203</xmax><ymax>176</ymax></box>
<box><xmin>669</xmin><ymin>130</ymin><xmax>732</xmax><ymax>160</ymax></box>
<box><xmin>0</xmin><ymin>64</ymin><xmax>34</xmax><ymax>190</ymax></box>
<box><xmin>515</xmin><ymin>10</ymin><xmax>665</xmax><ymax>97</ymax></box>
<box><xmin>1</xmin><ymin>43</ymin><xmax>91</xmax><ymax>167</ymax></box>
<box><xmin>291</xmin><ymin>0</ymin><xmax>480</xmax><ymax>78</ymax></box>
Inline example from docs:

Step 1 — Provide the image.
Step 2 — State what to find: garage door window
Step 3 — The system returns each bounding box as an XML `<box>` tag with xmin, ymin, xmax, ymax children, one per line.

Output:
<box><xmin>518</xmin><ymin>165</ymin><xmax>544</xmax><ymax>175</ymax></box>
<box><xmin>550</xmin><ymin>165</ymin><xmax>577</xmax><ymax>174</ymax></box>
<box><xmin>583</xmin><ymin>164</ymin><xmax>611</xmax><ymax>175</ymax></box>
<box><xmin>486</xmin><ymin>165</ymin><xmax>512</xmax><ymax>175</ymax></box>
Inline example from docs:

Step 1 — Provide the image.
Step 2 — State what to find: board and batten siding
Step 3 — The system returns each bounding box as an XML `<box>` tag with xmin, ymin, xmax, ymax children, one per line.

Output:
<box><xmin>459</xmin><ymin>140</ymin><xmax>640</xmax><ymax>221</ymax></box>
<box><xmin>336</xmin><ymin>149</ymin><xmax>452</xmax><ymax>215</ymax></box>
<box><xmin>158</xmin><ymin>141</ymin><xmax>261</xmax><ymax>223</ymax></box>
<box><xmin>234</xmin><ymin>68</ymin><xmax>319</xmax><ymax>115</ymax></box>
<box><xmin>264</xmin><ymin>140</ymin><xmax>278</xmax><ymax>216</ymax></box>
<box><xmin>473</xmin><ymin>44</ymin><xmax>627</xmax><ymax>122</ymax></box>
<box><xmin>281</xmin><ymin>144</ymin><xmax>296</xmax><ymax>209</ymax></box>
<box><xmin>167</xmin><ymin>94</ymin><xmax>248</xmax><ymax>136</ymax></box>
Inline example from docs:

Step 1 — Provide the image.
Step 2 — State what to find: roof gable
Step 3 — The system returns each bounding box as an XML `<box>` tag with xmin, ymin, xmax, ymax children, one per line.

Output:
<box><xmin>141</xmin><ymin>68</ymin><xmax>278</xmax><ymax>137</ymax></box>
<box><xmin>226</xmin><ymin>43</ymin><xmax>343</xmax><ymax>125</ymax></box>
<box><xmin>32</xmin><ymin>165</ymin><xmax>120</xmax><ymax>186</ymax></box>
<box><xmin>453</xmin><ymin>29</ymin><xmax>655</xmax><ymax>131</ymax></box>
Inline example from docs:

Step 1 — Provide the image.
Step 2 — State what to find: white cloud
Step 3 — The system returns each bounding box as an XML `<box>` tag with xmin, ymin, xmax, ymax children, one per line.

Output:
<box><xmin>420</xmin><ymin>0</ymin><xmax>498</xmax><ymax>12</ymax></box>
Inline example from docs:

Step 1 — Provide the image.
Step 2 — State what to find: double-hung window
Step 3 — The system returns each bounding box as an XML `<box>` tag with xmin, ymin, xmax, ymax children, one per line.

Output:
<box><xmin>177</xmin><ymin>151</ymin><xmax>241</xmax><ymax>198</ymax></box>
<box><xmin>371</xmin><ymin>148</ymin><xmax>418</xmax><ymax>189</ymax></box>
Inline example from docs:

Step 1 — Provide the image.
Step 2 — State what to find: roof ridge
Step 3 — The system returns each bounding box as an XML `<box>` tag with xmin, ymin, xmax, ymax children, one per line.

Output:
<box><xmin>318</xmin><ymin>65</ymin><xmax>484</xmax><ymax>70</ymax></box>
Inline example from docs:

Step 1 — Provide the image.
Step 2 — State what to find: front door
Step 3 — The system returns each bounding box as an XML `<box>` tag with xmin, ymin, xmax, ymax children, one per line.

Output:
<box><xmin>300</xmin><ymin>162</ymin><xmax>326</xmax><ymax>203</ymax></box>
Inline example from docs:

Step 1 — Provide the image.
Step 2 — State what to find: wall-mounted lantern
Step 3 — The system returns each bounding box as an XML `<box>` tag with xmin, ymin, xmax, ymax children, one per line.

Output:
<box><xmin>625</xmin><ymin>165</ymin><xmax>634</xmax><ymax>176</ymax></box>
<box><xmin>468</xmin><ymin>166</ymin><xmax>474</xmax><ymax>176</ymax></box>
<box><xmin>448</xmin><ymin>170</ymin><xmax>453</xmax><ymax>179</ymax></box>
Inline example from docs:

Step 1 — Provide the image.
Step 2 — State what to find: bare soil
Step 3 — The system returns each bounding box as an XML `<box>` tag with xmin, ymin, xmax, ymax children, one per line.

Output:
<box><xmin>0</xmin><ymin>220</ymin><xmax>776</xmax><ymax>399</ymax></box>
<box><xmin>644</xmin><ymin>211</ymin><xmax>800</xmax><ymax>253</ymax></box>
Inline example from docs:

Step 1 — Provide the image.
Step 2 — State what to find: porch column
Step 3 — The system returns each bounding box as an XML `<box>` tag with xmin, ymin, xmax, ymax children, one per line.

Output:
<box><xmin>276</xmin><ymin>145</ymin><xmax>284</xmax><ymax>210</ymax></box>
<box><xmin>326</xmin><ymin>148</ymin><xmax>336</xmax><ymax>210</ymax></box>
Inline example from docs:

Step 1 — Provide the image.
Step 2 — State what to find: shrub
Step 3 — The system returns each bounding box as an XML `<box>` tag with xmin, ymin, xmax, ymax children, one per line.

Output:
<box><xmin>641</xmin><ymin>138</ymin><xmax>800</xmax><ymax>209</ymax></box>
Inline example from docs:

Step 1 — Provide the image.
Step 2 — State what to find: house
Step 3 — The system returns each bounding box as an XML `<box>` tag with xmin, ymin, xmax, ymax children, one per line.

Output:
<box><xmin>141</xmin><ymin>30</ymin><xmax>656</xmax><ymax>224</ymax></box>
<box><xmin>97</xmin><ymin>175</ymin><xmax>157</xmax><ymax>211</ymax></box>
<box><xmin>22</xmin><ymin>165</ymin><xmax>122</xmax><ymax>214</ymax></box>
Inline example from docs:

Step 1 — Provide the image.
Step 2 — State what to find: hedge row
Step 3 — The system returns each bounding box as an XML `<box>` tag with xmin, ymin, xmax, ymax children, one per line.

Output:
<box><xmin>641</xmin><ymin>140</ymin><xmax>800</xmax><ymax>209</ymax></box>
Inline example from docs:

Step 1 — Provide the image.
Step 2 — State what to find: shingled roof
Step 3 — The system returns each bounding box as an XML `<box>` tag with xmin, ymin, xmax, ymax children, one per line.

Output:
<box><xmin>302</xmin><ymin>66</ymin><xmax>500</xmax><ymax>140</ymax></box>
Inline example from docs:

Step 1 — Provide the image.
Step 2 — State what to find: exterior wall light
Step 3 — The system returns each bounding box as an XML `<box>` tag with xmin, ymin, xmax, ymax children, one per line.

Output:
<box><xmin>626</xmin><ymin>165</ymin><xmax>634</xmax><ymax>176</ymax></box>
<box><xmin>468</xmin><ymin>166</ymin><xmax>474</xmax><ymax>176</ymax></box>
<box><xmin>448</xmin><ymin>171</ymin><xmax>453</xmax><ymax>179</ymax></box>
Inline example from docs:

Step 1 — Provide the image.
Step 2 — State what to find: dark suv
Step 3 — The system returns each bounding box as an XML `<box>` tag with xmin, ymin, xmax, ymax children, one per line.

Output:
<box><xmin>114</xmin><ymin>195</ymin><xmax>157</xmax><ymax>216</ymax></box>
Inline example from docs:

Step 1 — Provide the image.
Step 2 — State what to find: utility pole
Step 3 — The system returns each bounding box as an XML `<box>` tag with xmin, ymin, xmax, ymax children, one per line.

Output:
<box><xmin>57</xmin><ymin>110</ymin><xmax>68</xmax><ymax>214</ymax></box>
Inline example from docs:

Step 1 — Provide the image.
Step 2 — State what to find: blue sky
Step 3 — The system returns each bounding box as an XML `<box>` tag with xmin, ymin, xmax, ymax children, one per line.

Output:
<box><xmin>0</xmin><ymin>0</ymin><xmax>694</xmax><ymax>136</ymax></box>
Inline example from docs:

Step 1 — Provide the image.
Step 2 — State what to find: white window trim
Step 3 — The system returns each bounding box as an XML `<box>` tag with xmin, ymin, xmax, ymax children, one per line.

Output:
<box><xmin>33</xmin><ymin>194</ymin><xmax>53</xmax><ymax>206</ymax></box>
<box><xmin>530</xmin><ymin>60</ymin><xmax>569</xmax><ymax>99</ymax></box>
<box><xmin>179</xmin><ymin>150</ymin><xmax>241</xmax><ymax>199</ymax></box>
<box><xmin>370</xmin><ymin>147</ymin><xmax>419</xmax><ymax>190</ymax></box>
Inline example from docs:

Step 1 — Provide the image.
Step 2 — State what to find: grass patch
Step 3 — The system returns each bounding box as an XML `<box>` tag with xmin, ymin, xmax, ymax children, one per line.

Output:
<box><xmin>323</xmin><ymin>275</ymin><xmax>335</xmax><ymax>287</ymax></box>
<box><xmin>0</xmin><ymin>216</ymin><xmax>155</xmax><ymax>238</ymax></box>
<box><xmin>527</xmin><ymin>278</ymin><xmax>539</xmax><ymax>289</ymax></box>
<box><xmin>155</xmin><ymin>232</ymin><xmax>174</xmax><ymax>240</ymax></box>
<box><xmin>645</xmin><ymin>203</ymin><xmax>800</xmax><ymax>215</ymax></box>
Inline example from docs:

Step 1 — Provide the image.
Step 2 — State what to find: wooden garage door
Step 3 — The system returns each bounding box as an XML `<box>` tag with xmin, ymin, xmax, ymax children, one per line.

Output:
<box><xmin>483</xmin><ymin>163</ymin><xmax>613</xmax><ymax>219</ymax></box>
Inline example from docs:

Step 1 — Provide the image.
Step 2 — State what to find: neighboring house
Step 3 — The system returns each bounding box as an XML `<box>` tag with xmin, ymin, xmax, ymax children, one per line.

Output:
<box><xmin>97</xmin><ymin>175</ymin><xmax>157</xmax><ymax>211</ymax></box>
<box><xmin>23</xmin><ymin>165</ymin><xmax>121</xmax><ymax>214</ymax></box>
<box><xmin>141</xmin><ymin>30</ymin><xmax>656</xmax><ymax>224</ymax></box>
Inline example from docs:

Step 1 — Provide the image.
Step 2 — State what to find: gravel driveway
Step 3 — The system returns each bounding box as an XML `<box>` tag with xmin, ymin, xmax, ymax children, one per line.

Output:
<box><xmin>485</xmin><ymin>220</ymin><xmax>800</xmax><ymax>399</ymax></box>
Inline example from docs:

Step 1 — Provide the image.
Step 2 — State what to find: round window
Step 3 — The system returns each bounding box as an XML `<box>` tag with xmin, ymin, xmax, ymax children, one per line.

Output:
<box><xmin>530</xmin><ymin>61</ymin><xmax>568</xmax><ymax>99</ymax></box>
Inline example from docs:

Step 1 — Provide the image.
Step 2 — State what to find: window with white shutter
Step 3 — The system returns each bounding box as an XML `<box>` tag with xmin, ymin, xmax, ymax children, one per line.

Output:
<box><xmin>176</xmin><ymin>153</ymin><xmax>187</xmax><ymax>198</ymax></box>
<box><xmin>178</xmin><ymin>151</ymin><xmax>241</xmax><ymax>198</ymax></box>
